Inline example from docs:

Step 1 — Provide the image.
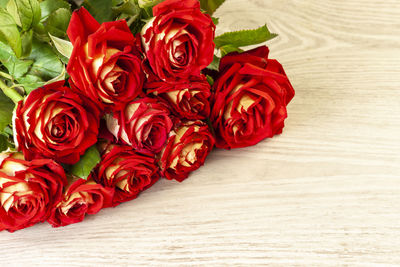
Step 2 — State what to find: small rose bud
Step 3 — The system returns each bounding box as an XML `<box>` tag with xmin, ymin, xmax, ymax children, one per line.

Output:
<box><xmin>145</xmin><ymin>77</ymin><xmax>211</xmax><ymax>120</ymax></box>
<box><xmin>106</xmin><ymin>97</ymin><xmax>173</xmax><ymax>154</ymax></box>
<box><xmin>96</xmin><ymin>144</ymin><xmax>160</xmax><ymax>206</ymax></box>
<box><xmin>159</xmin><ymin>120</ymin><xmax>215</xmax><ymax>182</ymax></box>
<box><xmin>48</xmin><ymin>174</ymin><xmax>114</xmax><ymax>227</ymax></box>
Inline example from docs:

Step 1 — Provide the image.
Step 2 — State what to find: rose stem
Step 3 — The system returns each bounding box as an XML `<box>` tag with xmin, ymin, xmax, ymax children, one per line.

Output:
<box><xmin>0</xmin><ymin>79</ymin><xmax>24</xmax><ymax>104</ymax></box>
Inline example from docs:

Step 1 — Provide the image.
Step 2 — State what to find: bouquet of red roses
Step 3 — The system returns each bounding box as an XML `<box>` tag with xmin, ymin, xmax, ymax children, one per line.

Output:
<box><xmin>0</xmin><ymin>0</ymin><xmax>294</xmax><ymax>232</ymax></box>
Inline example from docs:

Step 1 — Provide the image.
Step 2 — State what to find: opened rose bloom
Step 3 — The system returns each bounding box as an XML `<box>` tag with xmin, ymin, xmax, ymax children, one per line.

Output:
<box><xmin>67</xmin><ymin>7</ymin><xmax>144</xmax><ymax>111</ymax></box>
<box><xmin>210</xmin><ymin>46</ymin><xmax>295</xmax><ymax>149</ymax></box>
<box><xmin>159</xmin><ymin>120</ymin><xmax>215</xmax><ymax>182</ymax></box>
<box><xmin>145</xmin><ymin>76</ymin><xmax>211</xmax><ymax>120</ymax></box>
<box><xmin>0</xmin><ymin>152</ymin><xmax>66</xmax><ymax>232</ymax></box>
<box><xmin>106</xmin><ymin>97</ymin><xmax>173</xmax><ymax>154</ymax></box>
<box><xmin>141</xmin><ymin>0</ymin><xmax>215</xmax><ymax>81</ymax></box>
<box><xmin>48</xmin><ymin>175</ymin><xmax>114</xmax><ymax>227</ymax></box>
<box><xmin>13</xmin><ymin>81</ymin><xmax>100</xmax><ymax>164</ymax></box>
<box><xmin>96</xmin><ymin>144</ymin><xmax>159</xmax><ymax>205</ymax></box>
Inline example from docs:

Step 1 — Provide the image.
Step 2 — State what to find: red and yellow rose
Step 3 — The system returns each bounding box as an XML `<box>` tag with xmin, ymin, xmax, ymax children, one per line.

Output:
<box><xmin>210</xmin><ymin>46</ymin><xmax>295</xmax><ymax>149</ymax></box>
<box><xmin>0</xmin><ymin>153</ymin><xmax>66</xmax><ymax>232</ymax></box>
<box><xmin>96</xmin><ymin>144</ymin><xmax>159</xmax><ymax>205</ymax></box>
<box><xmin>159</xmin><ymin>120</ymin><xmax>215</xmax><ymax>182</ymax></box>
<box><xmin>146</xmin><ymin>76</ymin><xmax>211</xmax><ymax>120</ymax></box>
<box><xmin>14</xmin><ymin>81</ymin><xmax>100</xmax><ymax>164</ymax></box>
<box><xmin>106</xmin><ymin>97</ymin><xmax>173</xmax><ymax>154</ymax></box>
<box><xmin>141</xmin><ymin>0</ymin><xmax>215</xmax><ymax>81</ymax></box>
<box><xmin>48</xmin><ymin>175</ymin><xmax>114</xmax><ymax>227</ymax></box>
<box><xmin>67</xmin><ymin>7</ymin><xmax>145</xmax><ymax>111</ymax></box>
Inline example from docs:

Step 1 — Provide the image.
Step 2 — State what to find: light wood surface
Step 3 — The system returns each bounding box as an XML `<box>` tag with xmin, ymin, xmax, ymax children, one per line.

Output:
<box><xmin>2</xmin><ymin>0</ymin><xmax>400</xmax><ymax>266</ymax></box>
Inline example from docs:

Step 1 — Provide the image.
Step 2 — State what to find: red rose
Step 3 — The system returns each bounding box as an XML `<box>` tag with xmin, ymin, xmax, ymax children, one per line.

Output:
<box><xmin>210</xmin><ymin>46</ymin><xmax>295</xmax><ymax>149</ymax></box>
<box><xmin>105</xmin><ymin>97</ymin><xmax>173</xmax><ymax>154</ymax></box>
<box><xmin>96</xmin><ymin>144</ymin><xmax>159</xmax><ymax>205</ymax></box>
<box><xmin>14</xmin><ymin>81</ymin><xmax>100</xmax><ymax>164</ymax></box>
<box><xmin>48</xmin><ymin>175</ymin><xmax>114</xmax><ymax>227</ymax></box>
<box><xmin>67</xmin><ymin>7</ymin><xmax>144</xmax><ymax>111</ymax></box>
<box><xmin>145</xmin><ymin>76</ymin><xmax>211</xmax><ymax>120</ymax></box>
<box><xmin>159</xmin><ymin>120</ymin><xmax>215</xmax><ymax>182</ymax></box>
<box><xmin>0</xmin><ymin>152</ymin><xmax>66</xmax><ymax>232</ymax></box>
<box><xmin>141</xmin><ymin>0</ymin><xmax>215</xmax><ymax>81</ymax></box>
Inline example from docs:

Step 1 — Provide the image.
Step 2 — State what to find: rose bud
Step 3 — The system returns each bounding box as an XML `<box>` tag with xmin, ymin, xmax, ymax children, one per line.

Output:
<box><xmin>67</xmin><ymin>7</ymin><xmax>145</xmax><ymax>111</ymax></box>
<box><xmin>48</xmin><ymin>175</ymin><xmax>114</xmax><ymax>228</ymax></box>
<box><xmin>210</xmin><ymin>46</ymin><xmax>295</xmax><ymax>149</ymax></box>
<box><xmin>0</xmin><ymin>152</ymin><xmax>66</xmax><ymax>232</ymax></box>
<box><xmin>95</xmin><ymin>144</ymin><xmax>160</xmax><ymax>206</ymax></box>
<box><xmin>141</xmin><ymin>0</ymin><xmax>215</xmax><ymax>81</ymax></box>
<box><xmin>14</xmin><ymin>81</ymin><xmax>100</xmax><ymax>164</ymax></box>
<box><xmin>159</xmin><ymin>120</ymin><xmax>215</xmax><ymax>182</ymax></box>
<box><xmin>105</xmin><ymin>97</ymin><xmax>173</xmax><ymax>154</ymax></box>
<box><xmin>145</xmin><ymin>76</ymin><xmax>211</xmax><ymax>120</ymax></box>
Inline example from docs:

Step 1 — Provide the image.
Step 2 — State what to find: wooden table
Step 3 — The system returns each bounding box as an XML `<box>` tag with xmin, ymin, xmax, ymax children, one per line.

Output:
<box><xmin>2</xmin><ymin>0</ymin><xmax>400</xmax><ymax>265</ymax></box>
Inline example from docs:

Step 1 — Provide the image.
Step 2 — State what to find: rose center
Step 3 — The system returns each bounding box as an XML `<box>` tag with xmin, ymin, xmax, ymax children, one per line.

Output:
<box><xmin>50</xmin><ymin>115</ymin><xmax>70</xmax><ymax>139</ymax></box>
<box><xmin>104</xmin><ymin>67</ymin><xmax>127</xmax><ymax>95</ymax></box>
<box><xmin>143</xmin><ymin>123</ymin><xmax>167</xmax><ymax>152</ymax></box>
<box><xmin>52</xmin><ymin>125</ymin><xmax>65</xmax><ymax>137</ymax></box>
<box><xmin>112</xmin><ymin>73</ymin><xmax>126</xmax><ymax>93</ymax></box>
<box><xmin>16</xmin><ymin>197</ymin><xmax>34</xmax><ymax>214</ymax></box>
<box><xmin>170</xmin><ymin>37</ymin><xmax>192</xmax><ymax>68</ymax></box>
<box><xmin>69</xmin><ymin>202</ymin><xmax>87</xmax><ymax>216</ymax></box>
<box><xmin>174</xmin><ymin>45</ymin><xmax>187</xmax><ymax>64</ymax></box>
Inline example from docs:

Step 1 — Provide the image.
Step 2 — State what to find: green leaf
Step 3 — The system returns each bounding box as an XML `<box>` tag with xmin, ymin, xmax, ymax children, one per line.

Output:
<box><xmin>45</xmin><ymin>7</ymin><xmax>71</xmax><ymax>38</ymax></box>
<box><xmin>113</xmin><ymin>0</ymin><xmax>139</xmax><ymax>15</ymax></box>
<box><xmin>0</xmin><ymin>134</ymin><xmax>8</xmax><ymax>152</ymax></box>
<box><xmin>32</xmin><ymin>22</ymin><xmax>50</xmax><ymax>43</ymax></box>
<box><xmin>16</xmin><ymin>74</ymin><xmax>43</xmax><ymax>93</ymax></box>
<box><xmin>70</xmin><ymin>146</ymin><xmax>101</xmax><ymax>180</ymax></box>
<box><xmin>112</xmin><ymin>0</ymin><xmax>124</xmax><ymax>6</ymax></box>
<box><xmin>0</xmin><ymin>0</ymin><xmax>9</xmax><ymax>8</ymax></box>
<box><xmin>6</xmin><ymin>0</ymin><xmax>22</xmax><ymax>27</ymax></box>
<box><xmin>49</xmin><ymin>33</ymin><xmax>72</xmax><ymax>59</ymax></box>
<box><xmin>28</xmin><ymin>39</ymin><xmax>63</xmax><ymax>81</ymax></box>
<box><xmin>9</xmin><ymin>0</ymin><xmax>41</xmax><ymax>31</ymax></box>
<box><xmin>57</xmin><ymin>53</ymin><xmax>69</xmax><ymax>65</ymax></box>
<box><xmin>83</xmin><ymin>0</ymin><xmax>113</xmax><ymax>23</ymax></box>
<box><xmin>207</xmin><ymin>55</ymin><xmax>220</xmax><ymax>71</ymax></box>
<box><xmin>137</xmin><ymin>0</ymin><xmax>163</xmax><ymax>9</ymax></box>
<box><xmin>44</xmin><ymin>65</ymin><xmax>65</xmax><ymax>85</ymax></box>
<box><xmin>3</xmin><ymin>125</ymin><xmax>13</xmax><ymax>136</ymax></box>
<box><xmin>220</xmin><ymin>44</ymin><xmax>243</xmax><ymax>57</ymax></box>
<box><xmin>0</xmin><ymin>41</ymin><xmax>33</xmax><ymax>78</ymax></box>
<box><xmin>21</xmin><ymin>29</ymin><xmax>33</xmax><ymax>57</ymax></box>
<box><xmin>0</xmin><ymin>89</ymin><xmax>15</xmax><ymax>132</ymax></box>
<box><xmin>39</xmin><ymin>0</ymin><xmax>70</xmax><ymax>22</ymax></box>
<box><xmin>214</xmin><ymin>24</ymin><xmax>277</xmax><ymax>49</ymax></box>
<box><xmin>211</xmin><ymin>17</ymin><xmax>219</xmax><ymax>25</ymax></box>
<box><xmin>0</xmin><ymin>8</ymin><xmax>22</xmax><ymax>57</ymax></box>
<box><xmin>0</xmin><ymin>128</ymin><xmax>13</xmax><ymax>152</ymax></box>
<box><xmin>13</xmin><ymin>39</ymin><xmax>64</xmax><ymax>93</ymax></box>
<box><xmin>206</xmin><ymin>75</ymin><xmax>214</xmax><ymax>86</ymax></box>
<box><xmin>113</xmin><ymin>0</ymin><xmax>140</xmax><ymax>26</ymax></box>
<box><xmin>200</xmin><ymin>0</ymin><xmax>225</xmax><ymax>15</ymax></box>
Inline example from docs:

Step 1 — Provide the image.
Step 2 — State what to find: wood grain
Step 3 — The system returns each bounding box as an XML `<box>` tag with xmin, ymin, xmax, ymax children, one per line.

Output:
<box><xmin>1</xmin><ymin>0</ymin><xmax>400</xmax><ymax>265</ymax></box>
